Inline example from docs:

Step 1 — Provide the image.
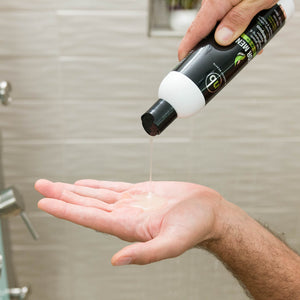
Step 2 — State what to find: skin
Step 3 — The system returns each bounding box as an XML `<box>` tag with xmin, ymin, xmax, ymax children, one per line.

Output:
<box><xmin>35</xmin><ymin>179</ymin><xmax>223</xmax><ymax>265</ymax></box>
<box><xmin>178</xmin><ymin>0</ymin><xmax>277</xmax><ymax>61</ymax></box>
<box><xmin>35</xmin><ymin>179</ymin><xmax>300</xmax><ymax>299</ymax></box>
<box><xmin>34</xmin><ymin>2</ymin><xmax>299</xmax><ymax>298</ymax></box>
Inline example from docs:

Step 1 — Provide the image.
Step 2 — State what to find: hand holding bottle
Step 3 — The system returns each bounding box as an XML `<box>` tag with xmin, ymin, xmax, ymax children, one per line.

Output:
<box><xmin>142</xmin><ymin>0</ymin><xmax>293</xmax><ymax>136</ymax></box>
<box><xmin>178</xmin><ymin>0</ymin><xmax>278</xmax><ymax>60</ymax></box>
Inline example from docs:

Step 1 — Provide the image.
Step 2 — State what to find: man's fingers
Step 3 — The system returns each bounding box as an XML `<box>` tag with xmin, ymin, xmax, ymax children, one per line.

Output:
<box><xmin>38</xmin><ymin>198</ymin><xmax>113</xmax><ymax>232</ymax></box>
<box><xmin>35</xmin><ymin>179</ymin><xmax>64</xmax><ymax>198</ymax></box>
<box><xmin>178</xmin><ymin>0</ymin><xmax>277</xmax><ymax>58</ymax></box>
<box><xmin>35</xmin><ymin>179</ymin><xmax>120</xmax><ymax>204</ymax></box>
<box><xmin>64</xmin><ymin>185</ymin><xmax>121</xmax><ymax>204</ymax></box>
<box><xmin>75</xmin><ymin>179</ymin><xmax>133</xmax><ymax>192</ymax></box>
<box><xmin>60</xmin><ymin>190</ymin><xmax>113</xmax><ymax>212</ymax></box>
<box><xmin>215</xmin><ymin>0</ymin><xmax>276</xmax><ymax>46</ymax></box>
<box><xmin>178</xmin><ymin>0</ymin><xmax>232</xmax><ymax>60</ymax></box>
<box><xmin>178</xmin><ymin>2</ymin><xmax>218</xmax><ymax>61</ymax></box>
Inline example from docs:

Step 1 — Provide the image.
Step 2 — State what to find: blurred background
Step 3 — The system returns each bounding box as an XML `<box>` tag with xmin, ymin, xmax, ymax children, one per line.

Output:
<box><xmin>0</xmin><ymin>0</ymin><xmax>299</xmax><ymax>299</ymax></box>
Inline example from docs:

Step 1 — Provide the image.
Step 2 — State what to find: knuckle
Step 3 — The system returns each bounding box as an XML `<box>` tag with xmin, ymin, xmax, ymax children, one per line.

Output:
<box><xmin>227</xmin><ymin>8</ymin><xmax>249</xmax><ymax>26</ymax></box>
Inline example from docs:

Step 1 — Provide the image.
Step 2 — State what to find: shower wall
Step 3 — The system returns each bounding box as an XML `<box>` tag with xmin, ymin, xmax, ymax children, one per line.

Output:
<box><xmin>0</xmin><ymin>1</ymin><xmax>299</xmax><ymax>299</ymax></box>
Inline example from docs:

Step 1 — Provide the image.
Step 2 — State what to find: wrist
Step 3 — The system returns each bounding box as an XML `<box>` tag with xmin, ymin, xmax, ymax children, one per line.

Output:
<box><xmin>198</xmin><ymin>194</ymin><xmax>300</xmax><ymax>300</ymax></box>
<box><xmin>199</xmin><ymin>196</ymin><xmax>250</xmax><ymax>251</ymax></box>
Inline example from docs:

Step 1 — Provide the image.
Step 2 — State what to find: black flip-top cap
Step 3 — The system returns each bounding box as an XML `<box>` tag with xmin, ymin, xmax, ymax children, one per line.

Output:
<box><xmin>141</xmin><ymin>99</ymin><xmax>177</xmax><ymax>136</ymax></box>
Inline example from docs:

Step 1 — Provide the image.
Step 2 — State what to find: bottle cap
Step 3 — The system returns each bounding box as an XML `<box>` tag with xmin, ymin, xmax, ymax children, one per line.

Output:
<box><xmin>141</xmin><ymin>99</ymin><xmax>177</xmax><ymax>136</ymax></box>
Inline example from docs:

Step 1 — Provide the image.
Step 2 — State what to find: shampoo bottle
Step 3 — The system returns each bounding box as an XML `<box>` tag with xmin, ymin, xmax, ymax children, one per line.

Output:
<box><xmin>141</xmin><ymin>0</ymin><xmax>295</xmax><ymax>136</ymax></box>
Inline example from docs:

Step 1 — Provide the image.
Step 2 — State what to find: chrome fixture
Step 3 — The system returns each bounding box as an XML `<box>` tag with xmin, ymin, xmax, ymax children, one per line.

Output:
<box><xmin>0</xmin><ymin>81</ymin><xmax>12</xmax><ymax>106</ymax></box>
<box><xmin>8</xmin><ymin>286</ymin><xmax>30</xmax><ymax>300</ymax></box>
<box><xmin>0</xmin><ymin>187</ymin><xmax>39</xmax><ymax>240</ymax></box>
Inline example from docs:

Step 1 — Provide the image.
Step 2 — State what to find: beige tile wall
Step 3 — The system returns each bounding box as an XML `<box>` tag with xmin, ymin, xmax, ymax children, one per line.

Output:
<box><xmin>0</xmin><ymin>0</ymin><xmax>299</xmax><ymax>299</ymax></box>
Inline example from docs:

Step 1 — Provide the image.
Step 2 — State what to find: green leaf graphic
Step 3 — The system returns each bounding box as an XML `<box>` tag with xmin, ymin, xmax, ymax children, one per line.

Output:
<box><xmin>234</xmin><ymin>54</ymin><xmax>246</xmax><ymax>66</ymax></box>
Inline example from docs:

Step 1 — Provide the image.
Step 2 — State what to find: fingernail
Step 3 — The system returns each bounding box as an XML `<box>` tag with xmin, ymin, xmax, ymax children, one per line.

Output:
<box><xmin>215</xmin><ymin>27</ymin><xmax>234</xmax><ymax>44</ymax></box>
<box><xmin>114</xmin><ymin>256</ymin><xmax>132</xmax><ymax>266</ymax></box>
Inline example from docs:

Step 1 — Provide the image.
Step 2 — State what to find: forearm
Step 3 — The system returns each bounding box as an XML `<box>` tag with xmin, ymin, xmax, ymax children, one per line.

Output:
<box><xmin>201</xmin><ymin>200</ymin><xmax>300</xmax><ymax>299</ymax></box>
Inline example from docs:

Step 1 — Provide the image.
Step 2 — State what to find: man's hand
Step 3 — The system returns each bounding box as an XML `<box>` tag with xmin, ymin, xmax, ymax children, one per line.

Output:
<box><xmin>35</xmin><ymin>179</ymin><xmax>300</xmax><ymax>298</ymax></box>
<box><xmin>35</xmin><ymin>179</ymin><xmax>224</xmax><ymax>266</ymax></box>
<box><xmin>178</xmin><ymin>0</ymin><xmax>277</xmax><ymax>60</ymax></box>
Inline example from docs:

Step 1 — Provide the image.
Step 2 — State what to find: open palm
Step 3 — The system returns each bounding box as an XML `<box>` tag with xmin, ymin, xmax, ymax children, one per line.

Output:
<box><xmin>35</xmin><ymin>179</ymin><xmax>221</xmax><ymax>266</ymax></box>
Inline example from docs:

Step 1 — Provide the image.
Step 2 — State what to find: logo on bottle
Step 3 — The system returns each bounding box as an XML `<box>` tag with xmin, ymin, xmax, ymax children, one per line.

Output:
<box><xmin>234</xmin><ymin>52</ymin><xmax>246</xmax><ymax>66</ymax></box>
<box><xmin>205</xmin><ymin>72</ymin><xmax>223</xmax><ymax>93</ymax></box>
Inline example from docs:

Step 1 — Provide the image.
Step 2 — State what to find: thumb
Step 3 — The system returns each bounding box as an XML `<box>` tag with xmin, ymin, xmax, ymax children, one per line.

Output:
<box><xmin>214</xmin><ymin>1</ymin><xmax>273</xmax><ymax>46</ymax></box>
<box><xmin>111</xmin><ymin>235</ymin><xmax>187</xmax><ymax>266</ymax></box>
